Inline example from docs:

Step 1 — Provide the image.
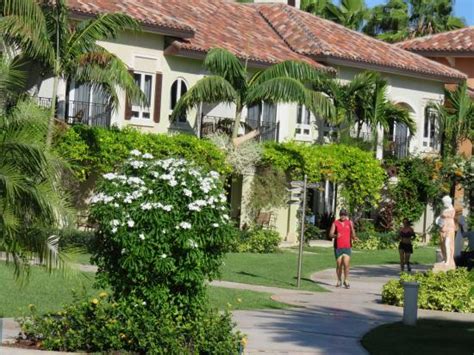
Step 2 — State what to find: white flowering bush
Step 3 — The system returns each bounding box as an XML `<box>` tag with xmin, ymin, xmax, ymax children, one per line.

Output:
<box><xmin>90</xmin><ymin>150</ymin><xmax>234</xmax><ymax>306</ymax></box>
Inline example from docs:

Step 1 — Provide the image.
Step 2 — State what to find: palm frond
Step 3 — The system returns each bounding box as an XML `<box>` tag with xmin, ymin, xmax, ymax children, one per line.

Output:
<box><xmin>245</xmin><ymin>77</ymin><xmax>308</xmax><ymax>105</ymax></box>
<box><xmin>66</xmin><ymin>13</ymin><xmax>140</xmax><ymax>59</ymax></box>
<box><xmin>170</xmin><ymin>75</ymin><xmax>239</xmax><ymax>121</ymax></box>
<box><xmin>73</xmin><ymin>49</ymin><xmax>146</xmax><ymax>110</ymax></box>
<box><xmin>204</xmin><ymin>48</ymin><xmax>247</xmax><ymax>92</ymax></box>
<box><xmin>250</xmin><ymin>60</ymin><xmax>324</xmax><ymax>86</ymax></box>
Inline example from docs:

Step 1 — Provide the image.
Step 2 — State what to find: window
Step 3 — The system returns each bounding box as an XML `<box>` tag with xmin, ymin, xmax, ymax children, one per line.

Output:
<box><xmin>246</xmin><ymin>102</ymin><xmax>278</xmax><ymax>141</ymax></box>
<box><xmin>170</xmin><ymin>78</ymin><xmax>188</xmax><ymax>123</ymax></box>
<box><xmin>423</xmin><ymin>107</ymin><xmax>437</xmax><ymax>148</ymax></box>
<box><xmin>132</xmin><ymin>72</ymin><xmax>153</xmax><ymax>119</ymax></box>
<box><xmin>296</xmin><ymin>104</ymin><xmax>311</xmax><ymax>137</ymax></box>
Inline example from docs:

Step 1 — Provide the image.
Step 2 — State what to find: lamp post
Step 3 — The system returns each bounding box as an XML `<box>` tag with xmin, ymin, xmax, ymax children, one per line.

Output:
<box><xmin>289</xmin><ymin>175</ymin><xmax>318</xmax><ymax>288</ymax></box>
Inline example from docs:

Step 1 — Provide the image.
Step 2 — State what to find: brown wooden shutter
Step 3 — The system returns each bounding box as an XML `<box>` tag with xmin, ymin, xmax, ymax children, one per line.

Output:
<box><xmin>288</xmin><ymin>0</ymin><xmax>296</xmax><ymax>6</ymax></box>
<box><xmin>153</xmin><ymin>72</ymin><xmax>163</xmax><ymax>123</ymax></box>
<box><xmin>124</xmin><ymin>69</ymin><xmax>134</xmax><ymax>120</ymax></box>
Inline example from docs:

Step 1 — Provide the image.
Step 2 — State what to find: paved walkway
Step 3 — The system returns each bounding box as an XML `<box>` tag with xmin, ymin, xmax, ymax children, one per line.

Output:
<box><xmin>2</xmin><ymin>264</ymin><xmax>473</xmax><ymax>354</ymax></box>
<box><xmin>231</xmin><ymin>264</ymin><xmax>473</xmax><ymax>354</ymax></box>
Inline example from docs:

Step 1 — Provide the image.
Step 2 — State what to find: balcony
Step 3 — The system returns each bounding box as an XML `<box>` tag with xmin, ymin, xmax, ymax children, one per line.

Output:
<box><xmin>37</xmin><ymin>97</ymin><xmax>112</xmax><ymax>128</ymax></box>
<box><xmin>200</xmin><ymin>115</ymin><xmax>279</xmax><ymax>142</ymax></box>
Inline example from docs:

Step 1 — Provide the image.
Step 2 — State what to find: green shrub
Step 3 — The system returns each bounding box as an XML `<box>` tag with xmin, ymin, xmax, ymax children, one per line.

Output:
<box><xmin>353</xmin><ymin>232</ymin><xmax>398</xmax><ymax>250</ymax></box>
<box><xmin>234</xmin><ymin>226</ymin><xmax>281</xmax><ymax>253</ymax></box>
<box><xmin>19</xmin><ymin>292</ymin><xmax>242</xmax><ymax>353</ymax></box>
<box><xmin>381</xmin><ymin>269</ymin><xmax>474</xmax><ymax>313</ymax></box>
<box><xmin>57</xmin><ymin>229</ymin><xmax>96</xmax><ymax>252</ymax></box>
<box><xmin>20</xmin><ymin>153</ymin><xmax>242</xmax><ymax>352</ymax></box>
<box><xmin>54</xmin><ymin>126</ymin><xmax>231</xmax><ymax>182</ymax></box>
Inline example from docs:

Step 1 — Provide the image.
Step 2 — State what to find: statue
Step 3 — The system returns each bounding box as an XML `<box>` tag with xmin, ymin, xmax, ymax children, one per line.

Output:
<box><xmin>433</xmin><ymin>195</ymin><xmax>456</xmax><ymax>271</ymax></box>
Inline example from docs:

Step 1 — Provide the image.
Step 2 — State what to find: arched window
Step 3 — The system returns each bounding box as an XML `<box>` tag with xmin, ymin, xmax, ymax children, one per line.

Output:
<box><xmin>423</xmin><ymin>106</ymin><xmax>437</xmax><ymax>148</ymax></box>
<box><xmin>170</xmin><ymin>78</ymin><xmax>188</xmax><ymax>122</ymax></box>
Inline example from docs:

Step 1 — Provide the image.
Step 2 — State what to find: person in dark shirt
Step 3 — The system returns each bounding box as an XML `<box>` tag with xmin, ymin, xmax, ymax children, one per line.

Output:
<box><xmin>398</xmin><ymin>218</ymin><xmax>416</xmax><ymax>272</ymax></box>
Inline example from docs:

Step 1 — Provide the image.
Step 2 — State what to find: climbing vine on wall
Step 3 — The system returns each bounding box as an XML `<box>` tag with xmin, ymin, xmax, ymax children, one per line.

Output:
<box><xmin>262</xmin><ymin>142</ymin><xmax>386</xmax><ymax>213</ymax></box>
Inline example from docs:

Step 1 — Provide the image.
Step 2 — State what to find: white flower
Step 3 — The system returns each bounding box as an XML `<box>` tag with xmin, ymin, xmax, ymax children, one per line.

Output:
<box><xmin>178</xmin><ymin>222</ymin><xmax>192</xmax><ymax>230</ymax></box>
<box><xmin>130</xmin><ymin>149</ymin><xmax>142</xmax><ymax>156</ymax></box>
<box><xmin>111</xmin><ymin>227</ymin><xmax>118</xmax><ymax>234</ymax></box>
<box><xmin>142</xmin><ymin>153</ymin><xmax>154</xmax><ymax>159</ymax></box>
<box><xmin>103</xmin><ymin>173</ymin><xmax>117</xmax><ymax>180</ymax></box>
<box><xmin>127</xmin><ymin>220</ymin><xmax>135</xmax><ymax>228</ymax></box>
<box><xmin>212</xmin><ymin>223</ymin><xmax>219</xmax><ymax>228</ymax></box>
<box><xmin>121</xmin><ymin>248</ymin><xmax>127</xmax><ymax>254</ymax></box>
<box><xmin>90</xmin><ymin>193</ymin><xmax>114</xmax><ymax>204</ymax></box>
<box><xmin>188</xmin><ymin>239</ymin><xmax>198</xmax><ymax>248</ymax></box>
<box><xmin>168</xmin><ymin>180</ymin><xmax>178</xmax><ymax>187</ymax></box>
<box><xmin>127</xmin><ymin>176</ymin><xmax>145</xmax><ymax>185</ymax></box>
<box><xmin>110</xmin><ymin>219</ymin><xmax>121</xmax><ymax>226</ymax></box>
<box><xmin>183</xmin><ymin>189</ymin><xmax>193</xmax><ymax>197</ymax></box>
<box><xmin>223</xmin><ymin>214</ymin><xmax>230</xmax><ymax>220</ymax></box>
<box><xmin>162</xmin><ymin>205</ymin><xmax>173</xmax><ymax>212</ymax></box>
<box><xmin>210</xmin><ymin>171</ymin><xmax>220</xmax><ymax>178</ymax></box>
<box><xmin>160</xmin><ymin>254</ymin><xmax>167</xmax><ymax>259</ymax></box>
<box><xmin>142</xmin><ymin>301</ymin><xmax>147</xmax><ymax>306</ymax></box>
<box><xmin>140</xmin><ymin>202</ymin><xmax>153</xmax><ymax>210</ymax></box>
<box><xmin>219</xmin><ymin>193</ymin><xmax>226</xmax><ymax>202</ymax></box>
<box><xmin>162</xmin><ymin>229</ymin><xmax>167</xmax><ymax>234</ymax></box>
<box><xmin>113</xmin><ymin>203</ymin><xmax>120</xmax><ymax>208</ymax></box>
<box><xmin>139</xmin><ymin>233</ymin><xmax>145</xmax><ymax>240</ymax></box>
<box><xmin>129</xmin><ymin>160</ymin><xmax>145</xmax><ymax>169</ymax></box>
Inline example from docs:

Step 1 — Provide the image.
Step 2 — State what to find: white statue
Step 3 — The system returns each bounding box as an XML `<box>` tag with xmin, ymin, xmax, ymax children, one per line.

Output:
<box><xmin>435</xmin><ymin>195</ymin><xmax>456</xmax><ymax>269</ymax></box>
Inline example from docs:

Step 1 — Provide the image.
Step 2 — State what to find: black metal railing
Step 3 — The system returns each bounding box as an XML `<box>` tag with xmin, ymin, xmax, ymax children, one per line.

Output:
<box><xmin>384</xmin><ymin>137</ymin><xmax>409</xmax><ymax>159</ymax></box>
<box><xmin>37</xmin><ymin>97</ymin><xmax>111</xmax><ymax>128</ymax></box>
<box><xmin>200</xmin><ymin>115</ymin><xmax>279</xmax><ymax>142</ymax></box>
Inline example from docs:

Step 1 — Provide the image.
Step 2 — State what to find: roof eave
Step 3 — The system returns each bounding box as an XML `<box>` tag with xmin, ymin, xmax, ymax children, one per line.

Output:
<box><xmin>165</xmin><ymin>44</ymin><xmax>334</xmax><ymax>72</ymax></box>
<box><xmin>400</xmin><ymin>49</ymin><xmax>474</xmax><ymax>58</ymax></box>
<box><xmin>69</xmin><ymin>10</ymin><xmax>195</xmax><ymax>39</ymax></box>
<box><xmin>315</xmin><ymin>56</ymin><xmax>466</xmax><ymax>83</ymax></box>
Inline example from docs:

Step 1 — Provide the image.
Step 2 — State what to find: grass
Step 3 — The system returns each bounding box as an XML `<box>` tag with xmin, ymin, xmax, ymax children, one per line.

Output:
<box><xmin>361</xmin><ymin>320</ymin><xmax>474</xmax><ymax>355</ymax></box>
<box><xmin>208</xmin><ymin>287</ymin><xmax>289</xmax><ymax>311</ymax></box>
<box><xmin>0</xmin><ymin>262</ymin><xmax>95</xmax><ymax>318</ymax></box>
<box><xmin>0</xmin><ymin>262</ymin><xmax>288</xmax><ymax>318</ymax></box>
<box><xmin>219</xmin><ymin>247</ymin><xmax>436</xmax><ymax>292</ymax></box>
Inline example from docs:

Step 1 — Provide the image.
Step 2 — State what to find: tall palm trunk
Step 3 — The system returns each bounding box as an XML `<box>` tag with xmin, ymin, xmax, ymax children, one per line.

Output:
<box><xmin>232</xmin><ymin>105</ymin><xmax>243</xmax><ymax>139</ymax></box>
<box><xmin>46</xmin><ymin>72</ymin><xmax>59</xmax><ymax>147</ymax></box>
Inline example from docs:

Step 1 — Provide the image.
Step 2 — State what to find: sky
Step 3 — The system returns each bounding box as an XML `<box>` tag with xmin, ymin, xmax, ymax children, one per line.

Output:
<box><xmin>362</xmin><ymin>0</ymin><xmax>474</xmax><ymax>25</ymax></box>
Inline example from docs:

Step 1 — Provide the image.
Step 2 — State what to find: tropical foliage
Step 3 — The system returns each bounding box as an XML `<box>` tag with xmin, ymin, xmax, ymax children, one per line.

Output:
<box><xmin>1</xmin><ymin>0</ymin><xmax>146</xmax><ymax>145</ymax></box>
<box><xmin>171</xmin><ymin>47</ymin><xmax>334</xmax><ymax>138</ymax></box>
<box><xmin>312</xmin><ymin>71</ymin><xmax>415</xmax><ymax>140</ymax></box>
<box><xmin>54</xmin><ymin>125</ymin><xmax>231</xmax><ymax>182</ymax></box>
<box><xmin>0</xmin><ymin>55</ymin><xmax>70</xmax><ymax>277</ymax></box>
<box><xmin>435</xmin><ymin>83</ymin><xmax>474</xmax><ymax>158</ymax></box>
<box><xmin>382</xmin><ymin>269</ymin><xmax>474</xmax><ymax>312</ymax></box>
<box><xmin>302</xmin><ymin>0</ymin><xmax>368</xmax><ymax>31</ymax></box>
<box><xmin>364</xmin><ymin>0</ymin><xmax>465</xmax><ymax>42</ymax></box>
<box><xmin>262</xmin><ymin>142</ymin><xmax>386</xmax><ymax>215</ymax></box>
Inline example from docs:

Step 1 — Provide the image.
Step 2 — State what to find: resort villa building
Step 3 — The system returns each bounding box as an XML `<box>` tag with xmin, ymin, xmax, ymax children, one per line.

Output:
<box><xmin>34</xmin><ymin>0</ymin><xmax>467</xmax><ymax>242</ymax></box>
<box><xmin>399</xmin><ymin>27</ymin><xmax>474</xmax><ymax>212</ymax></box>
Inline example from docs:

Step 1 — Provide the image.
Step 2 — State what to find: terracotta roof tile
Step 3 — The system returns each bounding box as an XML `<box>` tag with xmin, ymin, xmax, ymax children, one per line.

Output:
<box><xmin>69</xmin><ymin>0</ymin><xmax>327</xmax><ymax>69</ymax></box>
<box><xmin>257</xmin><ymin>4</ymin><xmax>466</xmax><ymax>80</ymax></box>
<box><xmin>69</xmin><ymin>0</ymin><xmax>195</xmax><ymax>36</ymax></box>
<box><xmin>68</xmin><ymin>0</ymin><xmax>465</xmax><ymax>80</ymax></box>
<box><xmin>397</xmin><ymin>27</ymin><xmax>474</xmax><ymax>54</ymax></box>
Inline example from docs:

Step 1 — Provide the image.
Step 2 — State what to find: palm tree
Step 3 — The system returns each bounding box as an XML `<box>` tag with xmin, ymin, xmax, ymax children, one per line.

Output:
<box><xmin>311</xmin><ymin>71</ymin><xmax>415</xmax><ymax>140</ymax></box>
<box><xmin>364</xmin><ymin>0</ymin><xmax>465</xmax><ymax>43</ymax></box>
<box><xmin>1</xmin><ymin>0</ymin><xmax>146</xmax><ymax>146</ymax></box>
<box><xmin>302</xmin><ymin>0</ymin><xmax>368</xmax><ymax>31</ymax></box>
<box><xmin>0</xmin><ymin>55</ymin><xmax>71</xmax><ymax>278</ymax></box>
<box><xmin>436</xmin><ymin>83</ymin><xmax>474</xmax><ymax>157</ymax></box>
<box><xmin>171</xmin><ymin>48</ymin><xmax>334</xmax><ymax>139</ymax></box>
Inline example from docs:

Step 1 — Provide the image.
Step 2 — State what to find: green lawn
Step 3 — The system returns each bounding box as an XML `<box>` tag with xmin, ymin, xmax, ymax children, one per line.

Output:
<box><xmin>219</xmin><ymin>247</ymin><xmax>436</xmax><ymax>292</ymax></box>
<box><xmin>361</xmin><ymin>320</ymin><xmax>474</xmax><ymax>355</ymax></box>
<box><xmin>0</xmin><ymin>262</ymin><xmax>287</xmax><ymax>318</ymax></box>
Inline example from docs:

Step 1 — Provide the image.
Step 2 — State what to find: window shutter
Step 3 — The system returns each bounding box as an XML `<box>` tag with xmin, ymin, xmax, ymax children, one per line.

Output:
<box><xmin>124</xmin><ymin>69</ymin><xmax>134</xmax><ymax>120</ymax></box>
<box><xmin>153</xmin><ymin>72</ymin><xmax>163</xmax><ymax>123</ymax></box>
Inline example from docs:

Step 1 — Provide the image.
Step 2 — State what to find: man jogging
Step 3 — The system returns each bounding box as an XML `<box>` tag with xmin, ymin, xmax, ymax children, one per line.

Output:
<box><xmin>329</xmin><ymin>209</ymin><xmax>358</xmax><ymax>289</ymax></box>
